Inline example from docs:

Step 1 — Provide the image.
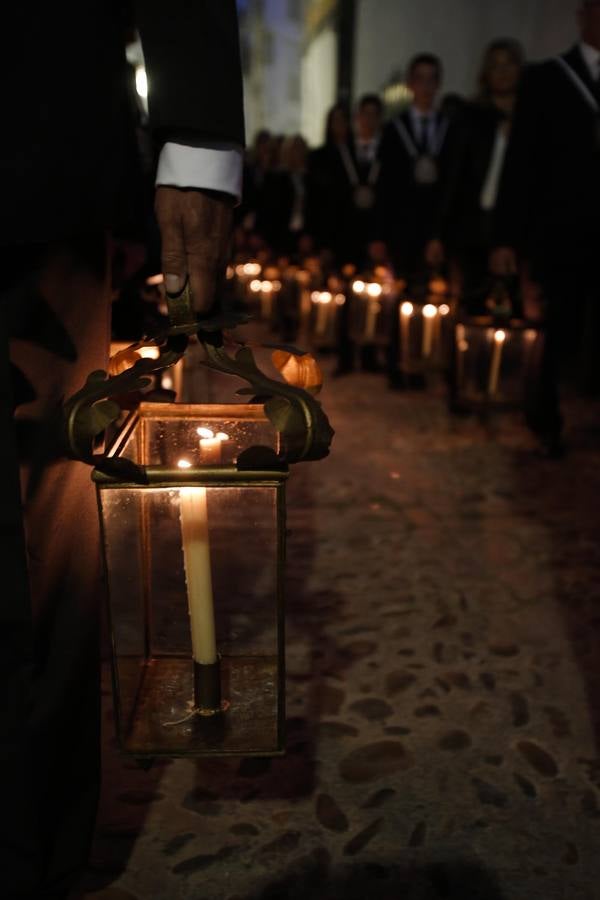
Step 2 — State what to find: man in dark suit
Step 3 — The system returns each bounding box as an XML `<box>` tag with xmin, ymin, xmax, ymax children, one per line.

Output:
<box><xmin>379</xmin><ymin>53</ymin><xmax>451</xmax><ymax>280</ymax></box>
<box><xmin>1</xmin><ymin>3</ymin><xmax>244</xmax><ymax>897</ymax></box>
<box><xmin>492</xmin><ymin>1</ymin><xmax>600</xmax><ymax>453</ymax></box>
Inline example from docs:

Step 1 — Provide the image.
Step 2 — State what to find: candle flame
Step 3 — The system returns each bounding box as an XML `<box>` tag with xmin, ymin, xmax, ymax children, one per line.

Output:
<box><xmin>226</xmin><ymin>266</ymin><xmax>235</xmax><ymax>280</ymax></box>
<box><xmin>311</xmin><ymin>291</ymin><xmax>321</xmax><ymax>303</ymax></box>
<box><xmin>439</xmin><ymin>304</ymin><xmax>450</xmax><ymax>316</ymax></box>
<box><xmin>458</xmin><ymin>339</ymin><xmax>469</xmax><ymax>352</ymax></box>
<box><xmin>335</xmin><ymin>293</ymin><xmax>346</xmax><ymax>306</ymax></box>
<box><xmin>272</xmin><ymin>280</ymin><xmax>282</xmax><ymax>291</ymax></box>
<box><xmin>249</xmin><ymin>279</ymin><xmax>262</xmax><ymax>292</ymax></box>
<box><xmin>244</xmin><ymin>262</ymin><xmax>261</xmax><ymax>276</ymax></box>
<box><xmin>422</xmin><ymin>304</ymin><xmax>438</xmax><ymax>319</ymax></box>
<box><xmin>320</xmin><ymin>291</ymin><xmax>333</xmax><ymax>304</ymax></box>
<box><xmin>177</xmin><ymin>459</ymin><xmax>192</xmax><ymax>469</ymax></box>
<box><xmin>261</xmin><ymin>281</ymin><xmax>273</xmax><ymax>293</ymax></box>
<box><xmin>352</xmin><ymin>280</ymin><xmax>366</xmax><ymax>294</ymax></box>
<box><xmin>524</xmin><ymin>329</ymin><xmax>537</xmax><ymax>342</ymax></box>
<box><xmin>197</xmin><ymin>427</ymin><xmax>229</xmax><ymax>442</ymax></box>
<box><xmin>367</xmin><ymin>283</ymin><xmax>383</xmax><ymax>298</ymax></box>
<box><xmin>145</xmin><ymin>272</ymin><xmax>164</xmax><ymax>286</ymax></box>
<box><xmin>401</xmin><ymin>301</ymin><xmax>414</xmax><ymax>316</ymax></box>
<box><xmin>162</xmin><ymin>374</ymin><xmax>174</xmax><ymax>390</ymax></box>
<box><xmin>494</xmin><ymin>329</ymin><xmax>507</xmax><ymax>344</ymax></box>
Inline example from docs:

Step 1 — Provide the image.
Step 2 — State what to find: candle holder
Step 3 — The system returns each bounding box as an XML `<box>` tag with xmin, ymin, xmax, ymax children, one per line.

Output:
<box><xmin>453</xmin><ymin>316</ymin><xmax>544</xmax><ymax>410</ymax></box>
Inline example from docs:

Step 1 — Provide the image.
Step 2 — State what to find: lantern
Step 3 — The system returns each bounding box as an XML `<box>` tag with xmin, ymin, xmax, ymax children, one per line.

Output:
<box><xmin>309</xmin><ymin>290</ymin><xmax>344</xmax><ymax>349</ymax></box>
<box><xmin>453</xmin><ymin>317</ymin><xmax>544</xmax><ymax>409</ymax></box>
<box><xmin>96</xmin><ymin>402</ymin><xmax>287</xmax><ymax>759</ymax></box>
<box><xmin>349</xmin><ymin>279</ymin><xmax>394</xmax><ymax>347</ymax></box>
<box><xmin>392</xmin><ymin>294</ymin><xmax>454</xmax><ymax>384</ymax></box>
<box><xmin>66</xmin><ymin>288</ymin><xmax>334</xmax><ymax>760</ymax></box>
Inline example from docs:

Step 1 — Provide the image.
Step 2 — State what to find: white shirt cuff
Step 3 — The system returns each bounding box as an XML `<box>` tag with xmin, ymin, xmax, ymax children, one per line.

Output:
<box><xmin>156</xmin><ymin>142</ymin><xmax>244</xmax><ymax>202</ymax></box>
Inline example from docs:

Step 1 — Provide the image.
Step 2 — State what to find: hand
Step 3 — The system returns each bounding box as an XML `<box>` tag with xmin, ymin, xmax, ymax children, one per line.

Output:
<box><xmin>490</xmin><ymin>246</ymin><xmax>517</xmax><ymax>276</ymax></box>
<box><xmin>155</xmin><ymin>186</ymin><xmax>234</xmax><ymax>313</ymax></box>
<box><xmin>425</xmin><ymin>239</ymin><xmax>445</xmax><ymax>267</ymax></box>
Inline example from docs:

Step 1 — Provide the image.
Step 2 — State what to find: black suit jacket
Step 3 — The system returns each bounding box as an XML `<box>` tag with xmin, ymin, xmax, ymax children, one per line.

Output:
<box><xmin>494</xmin><ymin>45</ymin><xmax>600</xmax><ymax>269</ymax></box>
<box><xmin>436</xmin><ymin>102</ymin><xmax>506</xmax><ymax>251</ymax></box>
<box><xmin>378</xmin><ymin>109</ymin><xmax>451</xmax><ymax>264</ymax></box>
<box><xmin>2</xmin><ymin>0</ymin><xmax>244</xmax><ymax>245</ymax></box>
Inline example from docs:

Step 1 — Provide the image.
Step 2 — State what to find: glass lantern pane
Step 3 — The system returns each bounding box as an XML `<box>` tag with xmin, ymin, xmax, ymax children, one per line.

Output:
<box><xmin>457</xmin><ymin>323</ymin><xmax>543</xmax><ymax>406</ymax></box>
<box><xmin>118</xmin><ymin>403</ymin><xmax>279</xmax><ymax>467</ymax></box>
<box><xmin>100</xmin><ymin>481</ymin><xmax>283</xmax><ymax>757</ymax></box>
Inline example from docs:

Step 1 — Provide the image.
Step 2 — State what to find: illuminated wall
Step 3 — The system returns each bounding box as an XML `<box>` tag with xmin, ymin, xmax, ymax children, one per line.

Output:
<box><xmin>353</xmin><ymin>0</ymin><xmax>579</xmax><ymax>100</ymax></box>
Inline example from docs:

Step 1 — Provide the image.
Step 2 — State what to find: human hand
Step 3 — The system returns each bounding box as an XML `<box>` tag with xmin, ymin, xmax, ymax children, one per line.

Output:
<box><xmin>155</xmin><ymin>187</ymin><xmax>234</xmax><ymax>313</ymax></box>
<box><xmin>425</xmin><ymin>239</ymin><xmax>445</xmax><ymax>267</ymax></box>
<box><xmin>490</xmin><ymin>246</ymin><xmax>518</xmax><ymax>276</ymax></box>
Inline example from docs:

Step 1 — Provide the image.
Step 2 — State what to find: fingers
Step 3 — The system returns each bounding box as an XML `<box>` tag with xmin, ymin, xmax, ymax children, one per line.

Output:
<box><xmin>155</xmin><ymin>187</ymin><xmax>187</xmax><ymax>294</ymax></box>
<box><xmin>183</xmin><ymin>192</ymin><xmax>233</xmax><ymax>313</ymax></box>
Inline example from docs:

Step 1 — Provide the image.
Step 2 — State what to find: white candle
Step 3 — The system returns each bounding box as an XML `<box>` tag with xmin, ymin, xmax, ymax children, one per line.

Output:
<box><xmin>488</xmin><ymin>329</ymin><xmax>506</xmax><ymax>395</ymax></box>
<box><xmin>260</xmin><ymin>281</ymin><xmax>273</xmax><ymax>320</ymax></box>
<box><xmin>456</xmin><ymin>324</ymin><xmax>468</xmax><ymax>389</ymax></box>
<box><xmin>315</xmin><ymin>292</ymin><xmax>332</xmax><ymax>335</ymax></box>
<box><xmin>197</xmin><ymin>427</ymin><xmax>228</xmax><ymax>464</ymax></box>
<box><xmin>177</xmin><ymin>458</ymin><xmax>217</xmax><ymax>667</ymax></box>
<box><xmin>422</xmin><ymin>304</ymin><xmax>437</xmax><ymax>358</ymax></box>
<box><xmin>365</xmin><ymin>283</ymin><xmax>382</xmax><ymax>342</ymax></box>
<box><xmin>400</xmin><ymin>301</ymin><xmax>414</xmax><ymax>368</ymax></box>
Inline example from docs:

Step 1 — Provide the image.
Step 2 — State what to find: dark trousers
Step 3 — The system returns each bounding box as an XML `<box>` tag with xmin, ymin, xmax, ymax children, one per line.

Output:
<box><xmin>526</xmin><ymin>259</ymin><xmax>599</xmax><ymax>439</ymax></box>
<box><xmin>2</xmin><ymin>237</ymin><xmax>110</xmax><ymax>899</ymax></box>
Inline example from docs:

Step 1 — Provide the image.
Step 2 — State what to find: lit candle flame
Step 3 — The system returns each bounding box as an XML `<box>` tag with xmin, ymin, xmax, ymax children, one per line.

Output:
<box><xmin>261</xmin><ymin>281</ymin><xmax>273</xmax><ymax>293</ymax></box>
<box><xmin>178</xmin><ymin>459</ymin><xmax>192</xmax><ymax>469</ymax></box>
<box><xmin>401</xmin><ymin>301</ymin><xmax>414</xmax><ymax>316</ymax></box>
<box><xmin>422</xmin><ymin>304</ymin><xmax>438</xmax><ymax>319</ymax></box>
<box><xmin>494</xmin><ymin>329</ymin><xmax>507</xmax><ymax>344</ymax></box>
<box><xmin>352</xmin><ymin>280</ymin><xmax>366</xmax><ymax>294</ymax></box>
<box><xmin>249</xmin><ymin>279</ymin><xmax>262</xmax><ymax>293</ymax></box>
<box><xmin>320</xmin><ymin>291</ymin><xmax>333</xmax><ymax>304</ymax></box>
<box><xmin>367</xmin><ymin>283</ymin><xmax>383</xmax><ymax>298</ymax></box>
<box><xmin>439</xmin><ymin>304</ymin><xmax>450</xmax><ymax>316</ymax></box>
<box><xmin>335</xmin><ymin>294</ymin><xmax>346</xmax><ymax>306</ymax></box>
<box><xmin>146</xmin><ymin>272</ymin><xmax>164</xmax><ymax>286</ymax></box>
<box><xmin>197</xmin><ymin>428</ymin><xmax>229</xmax><ymax>442</ymax></box>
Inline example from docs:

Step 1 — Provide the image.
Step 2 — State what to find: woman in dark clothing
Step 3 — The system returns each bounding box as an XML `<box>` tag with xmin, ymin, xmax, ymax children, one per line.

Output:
<box><xmin>307</xmin><ymin>102</ymin><xmax>353</xmax><ymax>262</ymax></box>
<box><xmin>256</xmin><ymin>134</ymin><xmax>312</xmax><ymax>256</ymax></box>
<box><xmin>427</xmin><ymin>38</ymin><xmax>525</xmax><ymax>312</ymax></box>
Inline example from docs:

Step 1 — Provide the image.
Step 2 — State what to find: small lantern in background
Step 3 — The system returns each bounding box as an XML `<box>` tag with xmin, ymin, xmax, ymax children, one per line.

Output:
<box><xmin>348</xmin><ymin>278</ymin><xmax>395</xmax><ymax>354</ymax></box>
<box><xmin>394</xmin><ymin>294</ymin><xmax>454</xmax><ymax>382</ymax></box>
<box><xmin>453</xmin><ymin>317</ymin><xmax>544</xmax><ymax>409</ymax></box>
<box><xmin>309</xmin><ymin>289</ymin><xmax>345</xmax><ymax>349</ymax></box>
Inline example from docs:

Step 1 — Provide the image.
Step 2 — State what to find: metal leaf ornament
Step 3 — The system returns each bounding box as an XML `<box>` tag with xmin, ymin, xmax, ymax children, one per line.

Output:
<box><xmin>62</xmin><ymin>281</ymin><xmax>334</xmax><ymax>473</ymax></box>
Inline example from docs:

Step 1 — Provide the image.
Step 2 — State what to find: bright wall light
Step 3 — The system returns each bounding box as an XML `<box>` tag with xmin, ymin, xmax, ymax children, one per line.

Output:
<box><xmin>135</xmin><ymin>65</ymin><xmax>148</xmax><ymax>100</ymax></box>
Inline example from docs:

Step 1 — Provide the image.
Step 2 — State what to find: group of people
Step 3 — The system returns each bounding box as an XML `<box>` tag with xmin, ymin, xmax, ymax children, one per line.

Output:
<box><xmin>238</xmin><ymin>3</ymin><xmax>600</xmax><ymax>456</ymax></box>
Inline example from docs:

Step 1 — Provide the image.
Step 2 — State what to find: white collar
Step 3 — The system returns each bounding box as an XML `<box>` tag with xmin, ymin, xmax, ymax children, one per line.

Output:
<box><xmin>409</xmin><ymin>105</ymin><xmax>437</xmax><ymax>121</ymax></box>
<box><xmin>580</xmin><ymin>42</ymin><xmax>600</xmax><ymax>80</ymax></box>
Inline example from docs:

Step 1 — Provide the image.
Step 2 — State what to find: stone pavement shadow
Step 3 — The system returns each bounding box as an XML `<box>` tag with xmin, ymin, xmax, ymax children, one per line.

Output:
<box><xmin>236</xmin><ymin>854</ymin><xmax>507</xmax><ymax>900</ymax></box>
<box><xmin>509</xmin><ymin>443</ymin><xmax>600</xmax><ymax>754</ymax></box>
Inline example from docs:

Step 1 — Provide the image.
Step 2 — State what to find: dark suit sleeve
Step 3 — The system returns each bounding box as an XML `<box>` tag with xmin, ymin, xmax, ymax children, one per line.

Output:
<box><xmin>493</xmin><ymin>65</ymin><xmax>543</xmax><ymax>250</ymax></box>
<box><xmin>135</xmin><ymin>0</ymin><xmax>245</xmax><ymax>146</ymax></box>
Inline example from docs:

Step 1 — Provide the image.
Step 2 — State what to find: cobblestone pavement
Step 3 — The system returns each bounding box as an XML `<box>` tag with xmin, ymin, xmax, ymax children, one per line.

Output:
<box><xmin>81</xmin><ymin>364</ymin><xmax>600</xmax><ymax>900</ymax></box>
